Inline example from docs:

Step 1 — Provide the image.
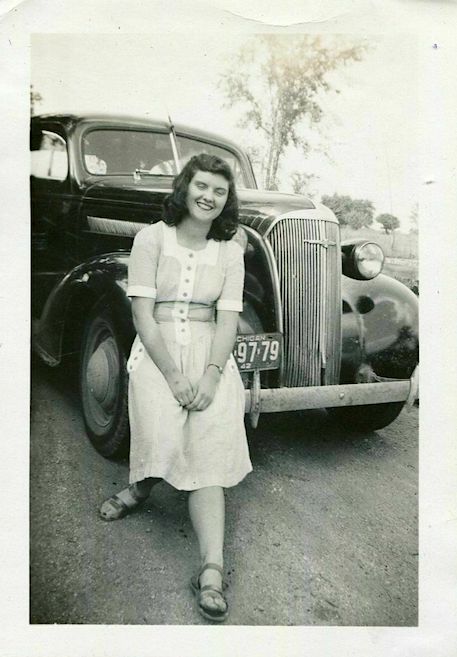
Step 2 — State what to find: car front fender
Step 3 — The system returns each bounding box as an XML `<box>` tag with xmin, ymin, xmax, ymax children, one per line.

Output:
<box><xmin>340</xmin><ymin>273</ymin><xmax>419</xmax><ymax>382</ymax></box>
<box><xmin>33</xmin><ymin>253</ymin><xmax>134</xmax><ymax>365</ymax></box>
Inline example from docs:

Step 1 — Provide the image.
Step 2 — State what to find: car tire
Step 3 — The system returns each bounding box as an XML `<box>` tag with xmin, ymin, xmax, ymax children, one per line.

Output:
<box><xmin>328</xmin><ymin>401</ymin><xmax>405</xmax><ymax>433</ymax></box>
<box><xmin>79</xmin><ymin>305</ymin><xmax>130</xmax><ymax>458</ymax></box>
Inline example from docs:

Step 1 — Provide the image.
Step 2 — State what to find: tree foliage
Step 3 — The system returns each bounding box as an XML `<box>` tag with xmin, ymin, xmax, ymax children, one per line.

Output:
<box><xmin>220</xmin><ymin>35</ymin><xmax>367</xmax><ymax>190</ymax></box>
<box><xmin>290</xmin><ymin>171</ymin><xmax>317</xmax><ymax>198</ymax></box>
<box><xmin>376</xmin><ymin>213</ymin><xmax>400</xmax><ymax>234</ymax></box>
<box><xmin>321</xmin><ymin>193</ymin><xmax>375</xmax><ymax>229</ymax></box>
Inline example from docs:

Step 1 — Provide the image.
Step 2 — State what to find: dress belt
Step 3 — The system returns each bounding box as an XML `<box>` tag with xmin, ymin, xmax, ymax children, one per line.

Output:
<box><xmin>153</xmin><ymin>305</ymin><xmax>215</xmax><ymax>323</ymax></box>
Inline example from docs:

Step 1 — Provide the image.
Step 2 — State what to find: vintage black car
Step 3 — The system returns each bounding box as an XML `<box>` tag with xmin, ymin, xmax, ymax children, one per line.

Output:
<box><xmin>31</xmin><ymin>114</ymin><xmax>419</xmax><ymax>457</ymax></box>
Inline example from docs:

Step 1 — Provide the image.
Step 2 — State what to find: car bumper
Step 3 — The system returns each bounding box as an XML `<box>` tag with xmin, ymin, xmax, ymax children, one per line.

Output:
<box><xmin>244</xmin><ymin>366</ymin><xmax>419</xmax><ymax>419</ymax></box>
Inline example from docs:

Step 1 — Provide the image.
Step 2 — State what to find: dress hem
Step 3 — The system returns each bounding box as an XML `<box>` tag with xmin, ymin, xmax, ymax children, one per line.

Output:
<box><xmin>129</xmin><ymin>466</ymin><xmax>253</xmax><ymax>491</ymax></box>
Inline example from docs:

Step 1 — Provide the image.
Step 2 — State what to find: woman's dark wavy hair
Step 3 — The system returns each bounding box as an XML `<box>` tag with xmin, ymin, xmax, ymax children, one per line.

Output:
<box><xmin>162</xmin><ymin>153</ymin><xmax>239</xmax><ymax>241</ymax></box>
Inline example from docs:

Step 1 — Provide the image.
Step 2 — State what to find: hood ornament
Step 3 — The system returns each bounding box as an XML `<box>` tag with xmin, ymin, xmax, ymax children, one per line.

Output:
<box><xmin>303</xmin><ymin>238</ymin><xmax>337</xmax><ymax>249</ymax></box>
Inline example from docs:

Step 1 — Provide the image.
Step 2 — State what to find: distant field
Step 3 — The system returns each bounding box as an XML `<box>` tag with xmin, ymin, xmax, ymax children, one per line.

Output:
<box><xmin>383</xmin><ymin>257</ymin><xmax>418</xmax><ymax>283</ymax></box>
<box><xmin>382</xmin><ymin>258</ymin><xmax>418</xmax><ymax>295</ymax></box>
<box><xmin>340</xmin><ymin>226</ymin><xmax>418</xmax><ymax>259</ymax></box>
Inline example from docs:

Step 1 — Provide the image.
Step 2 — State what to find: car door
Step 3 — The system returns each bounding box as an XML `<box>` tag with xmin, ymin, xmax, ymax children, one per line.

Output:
<box><xmin>77</xmin><ymin>126</ymin><xmax>176</xmax><ymax>262</ymax></box>
<box><xmin>31</xmin><ymin>122</ymin><xmax>75</xmax><ymax>319</ymax></box>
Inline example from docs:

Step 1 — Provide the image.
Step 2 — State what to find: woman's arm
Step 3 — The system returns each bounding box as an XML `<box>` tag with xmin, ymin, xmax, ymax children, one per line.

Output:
<box><xmin>186</xmin><ymin>309</ymin><xmax>239</xmax><ymax>411</ymax></box>
<box><xmin>132</xmin><ymin>297</ymin><xmax>195</xmax><ymax>406</ymax></box>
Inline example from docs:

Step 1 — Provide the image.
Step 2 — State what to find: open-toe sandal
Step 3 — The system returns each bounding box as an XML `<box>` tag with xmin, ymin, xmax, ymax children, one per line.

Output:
<box><xmin>99</xmin><ymin>486</ymin><xmax>147</xmax><ymax>521</ymax></box>
<box><xmin>190</xmin><ymin>562</ymin><xmax>229</xmax><ymax>623</ymax></box>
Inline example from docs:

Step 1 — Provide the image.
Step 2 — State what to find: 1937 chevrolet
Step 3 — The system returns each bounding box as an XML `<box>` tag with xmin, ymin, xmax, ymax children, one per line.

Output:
<box><xmin>31</xmin><ymin>114</ymin><xmax>419</xmax><ymax>457</ymax></box>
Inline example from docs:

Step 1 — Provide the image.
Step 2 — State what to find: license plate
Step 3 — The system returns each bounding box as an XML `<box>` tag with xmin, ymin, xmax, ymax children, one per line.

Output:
<box><xmin>233</xmin><ymin>333</ymin><xmax>283</xmax><ymax>371</ymax></box>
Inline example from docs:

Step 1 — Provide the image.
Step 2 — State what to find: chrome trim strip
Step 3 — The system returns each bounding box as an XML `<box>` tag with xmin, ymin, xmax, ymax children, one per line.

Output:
<box><xmin>32</xmin><ymin>338</ymin><xmax>60</xmax><ymax>367</ymax></box>
<box><xmin>242</xmin><ymin>223</ymin><xmax>283</xmax><ymax>333</ymax></box>
<box><xmin>87</xmin><ymin>215</ymin><xmax>147</xmax><ymax>237</ymax></box>
<box><xmin>318</xmin><ymin>220</ymin><xmax>328</xmax><ymax>377</ymax></box>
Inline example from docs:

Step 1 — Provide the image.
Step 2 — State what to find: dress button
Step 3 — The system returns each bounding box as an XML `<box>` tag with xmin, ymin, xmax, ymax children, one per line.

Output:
<box><xmin>189</xmin><ymin>253</ymin><xmax>194</xmax><ymax>258</ymax></box>
<box><xmin>180</xmin><ymin>318</ymin><xmax>185</xmax><ymax>323</ymax></box>
<box><xmin>185</xmin><ymin>279</ymin><xmax>190</xmax><ymax>283</ymax></box>
<box><xmin>179</xmin><ymin>309</ymin><xmax>184</xmax><ymax>314</ymax></box>
<box><xmin>187</xmin><ymin>266</ymin><xmax>192</xmax><ymax>271</ymax></box>
<box><xmin>183</xmin><ymin>292</ymin><xmax>188</xmax><ymax>297</ymax></box>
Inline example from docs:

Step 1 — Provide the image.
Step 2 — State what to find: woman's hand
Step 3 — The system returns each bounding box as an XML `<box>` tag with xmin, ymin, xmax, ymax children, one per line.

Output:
<box><xmin>186</xmin><ymin>368</ymin><xmax>220</xmax><ymax>411</ymax></box>
<box><xmin>165</xmin><ymin>372</ymin><xmax>196</xmax><ymax>407</ymax></box>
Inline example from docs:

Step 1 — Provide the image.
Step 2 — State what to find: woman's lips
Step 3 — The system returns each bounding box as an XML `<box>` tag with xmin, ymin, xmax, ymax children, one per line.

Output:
<box><xmin>196</xmin><ymin>201</ymin><xmax>214</xmax><ymax>211</ymax></box>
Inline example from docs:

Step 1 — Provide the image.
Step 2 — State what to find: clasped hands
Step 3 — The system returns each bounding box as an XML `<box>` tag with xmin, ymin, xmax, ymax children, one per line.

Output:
<box><xmin>166</xmin><ymin>369</ymin><xmax>220</xmax><ymax>411</ymax></box>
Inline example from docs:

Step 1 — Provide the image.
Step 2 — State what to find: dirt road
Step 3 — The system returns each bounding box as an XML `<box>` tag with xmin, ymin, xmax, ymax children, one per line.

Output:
<box><xmin>30</xmin><ymin>360</ymin><xmax>418</xmax><ymax>626</ymax></box>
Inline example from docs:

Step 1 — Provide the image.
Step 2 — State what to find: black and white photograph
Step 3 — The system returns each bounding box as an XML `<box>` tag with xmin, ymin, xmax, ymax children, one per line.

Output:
<box><xmin>1</xmin><ymin>1</ymin><xmax>457</xmax><ymax>656</ymax></box>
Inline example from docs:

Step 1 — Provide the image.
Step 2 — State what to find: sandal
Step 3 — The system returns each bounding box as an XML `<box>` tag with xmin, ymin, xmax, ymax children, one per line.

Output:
<box><xmin>99</xmin><ymin>485</ymin><xmax>148</xmax><ymax>521</ymax></box>
<box><xmin>190</xmin><ymin>562</ymin><xmax>229</xmax><ymax>623</ymax></box>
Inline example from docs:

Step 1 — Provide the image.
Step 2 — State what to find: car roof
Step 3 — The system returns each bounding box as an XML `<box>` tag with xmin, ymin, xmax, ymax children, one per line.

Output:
<box><xmin>33</xmin><ymin>113</ymin><xmax>244</xmax><ymax>153</ymax></box>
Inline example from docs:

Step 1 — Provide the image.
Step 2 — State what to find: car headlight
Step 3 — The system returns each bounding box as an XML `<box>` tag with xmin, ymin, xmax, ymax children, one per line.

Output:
<box><xmin>353</xmin><ymin>242</ymin><xmax>384</xmax><ymax>279</ymax></box>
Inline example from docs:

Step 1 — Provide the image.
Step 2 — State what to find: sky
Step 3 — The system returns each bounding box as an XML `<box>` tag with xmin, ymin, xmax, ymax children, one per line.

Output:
<box><xmin>31</xmin><ymin>33</ymin><xmax>419</xmax><ymax>231</ymax></box>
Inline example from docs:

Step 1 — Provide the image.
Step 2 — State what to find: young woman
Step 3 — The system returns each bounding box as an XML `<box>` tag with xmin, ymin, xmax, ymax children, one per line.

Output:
<box><xmin>100</xmin><ymin>153</ymin><xmax>252</xmax><ymax>623</ymax></box>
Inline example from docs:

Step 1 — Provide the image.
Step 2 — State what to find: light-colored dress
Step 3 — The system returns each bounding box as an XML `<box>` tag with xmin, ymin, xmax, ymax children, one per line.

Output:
<box><xmin>126</xmin><ymin>221</ymin><xmax>252</xmax><ymax>491</ymax></box>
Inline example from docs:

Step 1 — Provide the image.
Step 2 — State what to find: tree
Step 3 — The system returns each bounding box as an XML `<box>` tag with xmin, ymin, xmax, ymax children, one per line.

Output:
<box><xmin>220</xmin><ymin>35</ymin><xmax>367</xmax><ymax>190</ymax></box>
<box><xmin>376</xmin><ymin>212</ymin><xmax>400</xmax><ymax>252</ymax></box>
<box><xmin>376</xmin><ymin>213</ymin><xmax>400</xmax><ymax>234</ymax></box>
<box><xmin>321</xmin><ymin>193</ymin><xmax>375</xmax><ymax>229</ymax></box>
<box><xmin>290</xmin><ymin>171</ymin><xmax>317</xmax><ymax>198</ymax></box>
<box><xmin>30</xmin><ymin>85</ymin><xmax>43</xmax><ymax>116</ymax></box>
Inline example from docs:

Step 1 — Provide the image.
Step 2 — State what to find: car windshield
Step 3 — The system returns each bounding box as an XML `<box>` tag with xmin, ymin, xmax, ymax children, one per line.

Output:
<box><xmin>82</xmin><ymin>129</ymin><xmax>177</xmax><ymax>176</ymax></box>
<box><xmin>176</xmin><ymin>135</ymin><xmax>249</xmax><ymax>188</ymax></box>
<box><xmin>82</xmin><ymin>128</ymin><xmax>250</xmax><ymax>187</ymax></box>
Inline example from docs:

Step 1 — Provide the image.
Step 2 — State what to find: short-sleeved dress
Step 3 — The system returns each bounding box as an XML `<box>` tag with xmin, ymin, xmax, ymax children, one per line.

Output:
<box><xmin>126</xmin><ymin>221</ymin><xmax>252</xmax><ymax>491</ymax></box>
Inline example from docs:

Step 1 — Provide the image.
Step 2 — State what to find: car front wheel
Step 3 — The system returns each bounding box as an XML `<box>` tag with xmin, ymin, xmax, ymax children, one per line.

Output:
<box><xmin>79</xmin><ymin>306</ymin><xmax>130</xmax><ymax>458</ymax></box>
<box><xmin>328</xmin><ymin>401</ymin><xmax>405</xmax><ymax>433</ymax></box>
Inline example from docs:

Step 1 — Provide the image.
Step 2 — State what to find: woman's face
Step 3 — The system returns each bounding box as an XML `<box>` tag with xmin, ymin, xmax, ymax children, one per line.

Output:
<box><xmin>185</xmin><ymin>170</ymin><xmax>229</xmax><ymax>225</ymax></box>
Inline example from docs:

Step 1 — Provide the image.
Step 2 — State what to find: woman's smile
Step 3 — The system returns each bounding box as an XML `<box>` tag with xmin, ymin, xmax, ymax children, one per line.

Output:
<box><xmin>196</xmin><ymin>200</ymin><xmax>214</xmax><ymax>211</ymax></box>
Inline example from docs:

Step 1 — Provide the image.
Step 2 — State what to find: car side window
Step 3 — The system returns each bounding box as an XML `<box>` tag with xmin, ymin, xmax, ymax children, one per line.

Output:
<box><xmin>176</xmin><ymin>136</ymin><xmax>249</xmax><ymax>188</ymax></box>
<box><xmin>30</xmin><ymin>130</ymin><xmax>68</xmax><ymax>181</ymax></box>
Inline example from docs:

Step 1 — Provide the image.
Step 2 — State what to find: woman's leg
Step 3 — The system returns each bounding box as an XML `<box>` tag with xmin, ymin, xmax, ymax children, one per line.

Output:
<box><xmin>188</xmin><ymin>486</ymin><xmax>227</xmax><ymax>613</ymax></box>
<box><xmin>133</xmin><ymin>477</ymin><xmax>160</xmax><ymax>497</ymax></box>
<box><xmin>100</xmin><ymin>477</ymin><xmax>160</xmax><ymax>520</ymax></box>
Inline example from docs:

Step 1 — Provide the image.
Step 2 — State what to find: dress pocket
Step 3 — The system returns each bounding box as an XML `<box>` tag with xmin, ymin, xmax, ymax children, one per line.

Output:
<box><xmin>127</xmin><ymin>338</ymin><xmax>146</xmax><ymax>374</ymax></box>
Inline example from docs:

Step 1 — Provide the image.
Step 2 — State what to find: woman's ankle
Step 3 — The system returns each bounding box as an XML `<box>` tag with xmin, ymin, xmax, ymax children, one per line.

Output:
<box><xmin>133</xmin><ymin>477</ymin><xmax>160</xmax><ymax>497</ymax></box>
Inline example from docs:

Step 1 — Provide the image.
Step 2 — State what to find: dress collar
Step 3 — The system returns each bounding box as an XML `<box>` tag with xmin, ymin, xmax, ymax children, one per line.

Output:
<box><xmin>162</xmin><ymin>223</ymin><xmax>220</xmax><ymax>265</ymax></box>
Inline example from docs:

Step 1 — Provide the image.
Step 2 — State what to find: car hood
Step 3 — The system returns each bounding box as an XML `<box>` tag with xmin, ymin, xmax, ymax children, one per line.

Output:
<box><xmin>81</xmin><ymin>177</ymin><xmax>316</xmax><ymax>230</ymax></box>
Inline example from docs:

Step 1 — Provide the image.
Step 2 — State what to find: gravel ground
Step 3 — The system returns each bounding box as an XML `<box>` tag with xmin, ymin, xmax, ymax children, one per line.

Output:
<box><xmin>30</xmin><ymin>360</ymin><xmax>418</xmax><ymax>626</ymax></box>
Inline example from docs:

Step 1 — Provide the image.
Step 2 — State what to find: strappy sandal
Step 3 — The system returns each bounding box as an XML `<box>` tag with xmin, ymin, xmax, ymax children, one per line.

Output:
<box><xmin>99</xmin><ymin>485</ymin><xmax>148</xmax><ymax>521</ymax></box>
<box><xmin>190</xmin><ymin>562</ymin><xmax>229</xmax><ymax>623</ymax></box>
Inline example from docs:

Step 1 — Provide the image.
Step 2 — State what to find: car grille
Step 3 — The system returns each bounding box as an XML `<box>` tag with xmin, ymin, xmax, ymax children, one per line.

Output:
<box><xmin>267</xmin><ymin>217</ymin><xmax>341</xmax><ymax>387</ymax></box>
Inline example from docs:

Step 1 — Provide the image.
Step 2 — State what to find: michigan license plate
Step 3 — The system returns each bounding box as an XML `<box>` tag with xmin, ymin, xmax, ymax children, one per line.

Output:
<box><xmin>233</xmin><ymin>333</ymin><xmax>283</xmax><ymax>371</ymax></box>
